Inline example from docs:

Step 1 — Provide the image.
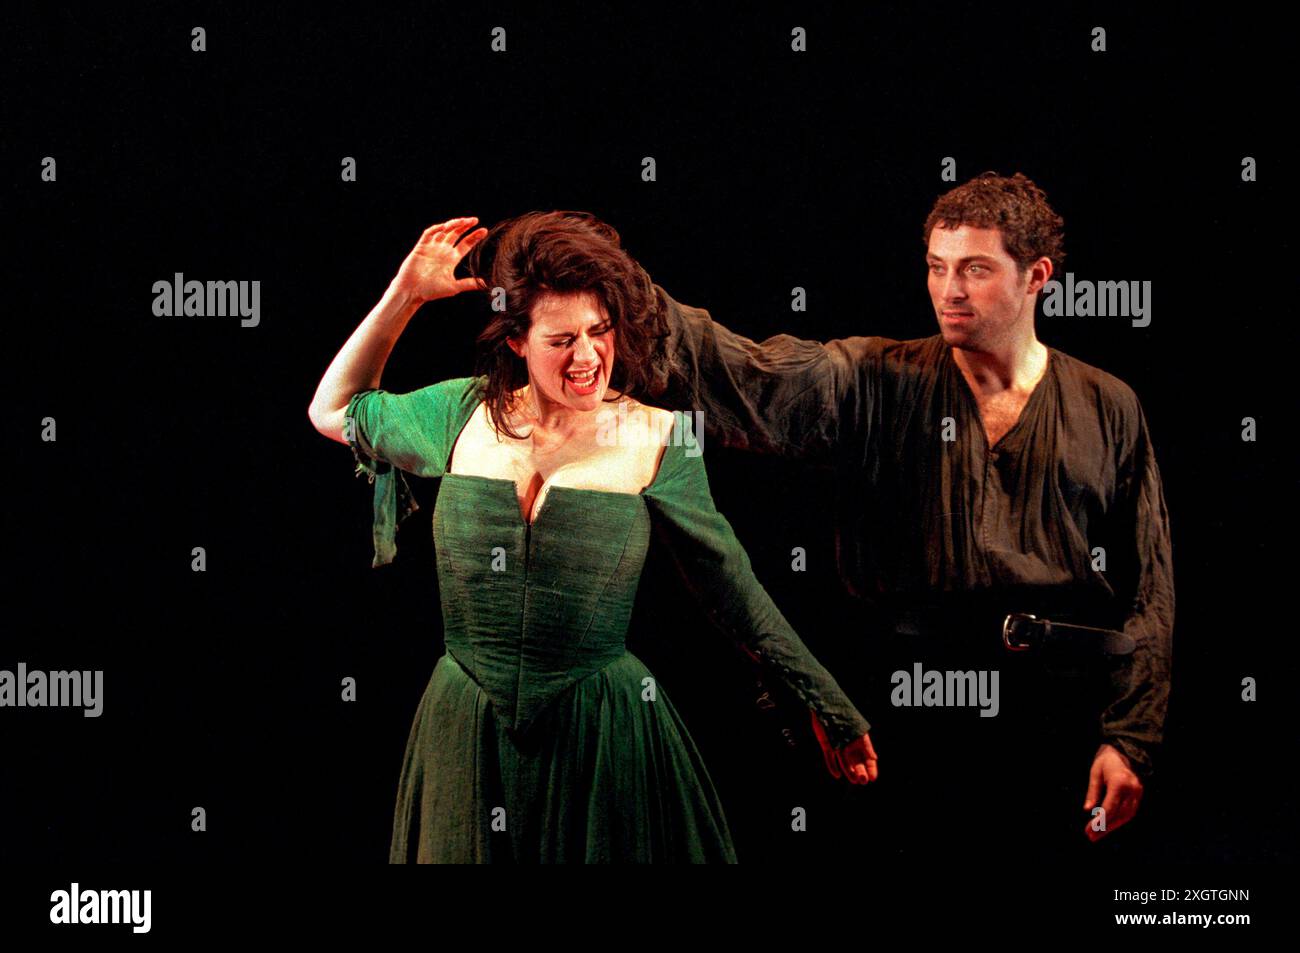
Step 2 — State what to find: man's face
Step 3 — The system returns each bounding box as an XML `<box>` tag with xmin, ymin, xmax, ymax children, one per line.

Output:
<box><xmin>509</xmin><ymin>290</ymin><xmax>616</xmax><ymax>412</ymax></box>
<box><xmin>925</xmin><ymin>225</ymin><xmax>1040</xmax><ymax>352</ymax></box>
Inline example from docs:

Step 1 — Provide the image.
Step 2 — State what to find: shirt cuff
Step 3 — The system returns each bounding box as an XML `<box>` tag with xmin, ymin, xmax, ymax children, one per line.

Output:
<box><xmin>1102</xmin><ymin>735</ymin><xmax>1155</xmax><ymax>781</ymax></box>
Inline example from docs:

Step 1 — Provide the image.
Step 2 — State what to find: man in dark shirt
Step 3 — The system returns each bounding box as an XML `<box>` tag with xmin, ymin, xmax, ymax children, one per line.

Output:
<box><xmin>646</xmin><ymin>172</ymin><xmax>1174</xmax><ymax>859</ymax></box>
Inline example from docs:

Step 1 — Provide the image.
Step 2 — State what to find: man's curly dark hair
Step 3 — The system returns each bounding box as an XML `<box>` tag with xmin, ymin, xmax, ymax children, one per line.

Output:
<box><xmin>923</xmin><ymin>171</ymin><xmax>1066</xmax><ymax>275</ymax></box>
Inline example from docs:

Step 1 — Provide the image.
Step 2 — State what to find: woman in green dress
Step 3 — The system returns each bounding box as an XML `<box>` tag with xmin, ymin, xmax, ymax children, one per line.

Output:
<box><xmin>309</xmin><ymin>211</ymin><xmax>878</xmax><ymax>862</ymax></box>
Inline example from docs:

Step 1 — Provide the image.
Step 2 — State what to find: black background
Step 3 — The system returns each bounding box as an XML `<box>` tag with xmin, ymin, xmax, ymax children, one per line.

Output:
<box><xmin>3</xmin><ymin>0</ymin><xmax>1292</xmax><ymax>885</ymax></box>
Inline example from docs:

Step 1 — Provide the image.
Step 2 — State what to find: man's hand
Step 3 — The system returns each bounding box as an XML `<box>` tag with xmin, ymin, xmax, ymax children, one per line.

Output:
<box><xmin>810</xmin><ymin>711</ymin><xmax>879</xmax><ymax>785</ymax></box>
<box><xmin>1083</xmin><ymin>743</ymin><xmax>1144</xmax><ymax>841</ymax></box>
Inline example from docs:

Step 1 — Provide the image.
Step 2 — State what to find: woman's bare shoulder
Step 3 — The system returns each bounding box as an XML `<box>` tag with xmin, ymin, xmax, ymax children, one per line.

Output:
<box><xmin>614</xmin><ymin>397</ymin><xmax>676</xmax><ymax>441</ymax></box>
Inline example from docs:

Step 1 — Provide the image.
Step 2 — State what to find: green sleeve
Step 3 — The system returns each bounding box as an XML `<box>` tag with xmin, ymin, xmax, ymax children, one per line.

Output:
<box><xmin>344</xmin><ymin>376</ymin><xmax>483</xmax><ymax>568</ymax></box>
<box><xmin>643</xmin><ymin>411</ymin><xmax>872</xmax><ymax>750</ymax></box>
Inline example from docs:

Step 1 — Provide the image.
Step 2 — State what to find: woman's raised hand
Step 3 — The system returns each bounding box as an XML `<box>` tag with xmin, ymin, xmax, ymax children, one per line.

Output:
<box><xmin>391</xmin><ymin>216</ymin><xmax>490</xmax><ymax>304</ymax></box>
<box><xmin>810</xmin><ymin>710</ymin><xmax>879</xmax><ymax>785</ymax></box>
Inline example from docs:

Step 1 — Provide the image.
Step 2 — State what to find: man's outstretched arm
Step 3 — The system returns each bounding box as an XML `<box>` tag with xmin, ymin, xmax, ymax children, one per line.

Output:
<box><xmin>650</xmin><ymin>283</ymin><xmax>883</xmax><ymax>462</ymax></box>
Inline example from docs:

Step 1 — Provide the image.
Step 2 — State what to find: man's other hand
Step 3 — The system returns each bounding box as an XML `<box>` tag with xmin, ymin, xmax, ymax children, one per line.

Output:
<box><xmin>1082</xmin><ymin>743</ymin><xmax>1144</xmax><ymax>841</ymax></box>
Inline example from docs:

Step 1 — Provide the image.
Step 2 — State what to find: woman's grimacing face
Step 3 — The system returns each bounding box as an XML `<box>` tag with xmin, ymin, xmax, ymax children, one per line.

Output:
<box><xmin>508</xmin><ymin>290</ymin><xmax>616</xmax><ymax>415</ymax></box>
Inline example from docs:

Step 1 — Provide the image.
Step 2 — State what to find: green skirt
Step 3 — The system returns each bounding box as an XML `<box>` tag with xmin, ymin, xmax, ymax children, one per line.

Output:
<box><xmin>389</xmin><ymin>651</ymin><xmax>739</xmax><ymax>863</ymax></box>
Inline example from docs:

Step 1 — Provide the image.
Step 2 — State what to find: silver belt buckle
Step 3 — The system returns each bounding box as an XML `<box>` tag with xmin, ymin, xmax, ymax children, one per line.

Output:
<box><xmin>1002</xmin><ymin>612</ymin><xmax>1037</xmax><ymax>651</ymax></box>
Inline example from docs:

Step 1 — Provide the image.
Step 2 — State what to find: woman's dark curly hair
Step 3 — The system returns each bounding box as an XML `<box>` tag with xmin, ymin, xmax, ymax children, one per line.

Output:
<box><xmin>460</xmin><ymin>210</ymin><xmax>669</xmax><ymax>440</ymax></box>
<box><xmin>922</xmin><ymin>171</ymin><xmax>1066</xmax><ymax>276</ymax></box>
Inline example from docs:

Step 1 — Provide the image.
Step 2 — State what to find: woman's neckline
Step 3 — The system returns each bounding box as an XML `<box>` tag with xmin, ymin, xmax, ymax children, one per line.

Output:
<box><xmin>443</xmin><ymin>398</ymin><xmax>681</xmax><ymax>526</ymax></box>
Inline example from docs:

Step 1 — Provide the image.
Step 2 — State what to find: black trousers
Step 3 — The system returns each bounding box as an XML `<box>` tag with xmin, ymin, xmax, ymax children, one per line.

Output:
<box><xmin>827</xmin><ymin>626</ymin><xmax>1139</xmax><ymax>864</ymax></box>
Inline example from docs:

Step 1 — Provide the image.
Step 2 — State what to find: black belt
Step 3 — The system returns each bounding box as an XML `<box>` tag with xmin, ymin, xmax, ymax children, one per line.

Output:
<box><xmin>1001</xmin><ymin>612</ymin><xmax>1135</xmax><ymax>657</ymax></box>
